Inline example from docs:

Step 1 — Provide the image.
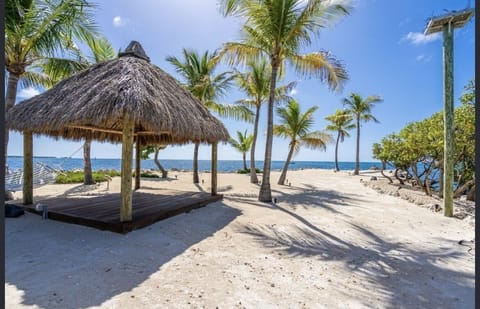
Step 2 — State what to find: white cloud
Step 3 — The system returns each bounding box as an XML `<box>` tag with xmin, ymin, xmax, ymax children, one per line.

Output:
<box><xmin>402</xmin><ymin>32</ymin><xmax>441</xmax><ymax>45</ymax></box>
<box><xmin>290</xmin><ymin>88</ymin><xmax>298</xmax><ymax>96</ymax></box>
<box><xmin>415</xmin><ymin>54</ymin><xmax>431</xmax><ymax>62</ymax></box>
<box><xmin>113</xmin><ymin>16</ymin><xmax>129</xmax><ymax>27</ymax></box>
<box><xmin>17</xmin><ymin>87</ymin><xmax>40</xmax><ymax>99</ymax></box>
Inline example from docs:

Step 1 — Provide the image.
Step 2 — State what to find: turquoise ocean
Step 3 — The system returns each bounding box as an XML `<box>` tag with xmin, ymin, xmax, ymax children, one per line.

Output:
<box><xmin>7</xmin><ymin>156</ymin><xmax>381</xmax><ymax>173</ymax></box>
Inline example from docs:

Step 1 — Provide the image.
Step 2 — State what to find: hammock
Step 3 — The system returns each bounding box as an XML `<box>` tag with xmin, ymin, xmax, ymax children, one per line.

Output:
<box><xmin>5</xmin><ymin>162</ymin><xmax>60</xmax><ymax>192</ymax></box>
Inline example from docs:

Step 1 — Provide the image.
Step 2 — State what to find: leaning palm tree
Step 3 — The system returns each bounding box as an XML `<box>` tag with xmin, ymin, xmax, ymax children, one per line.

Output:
<box><xmin>274</xmin><ymin>99</ymin><xmax>332</xmax><ymax>185</ymax></box>
<box><xmin>325</xmin><ymin>109</ymin><xmax>355</xmax><ymax>171</ymax></box>
<box><xmin>220</xmin><ymin>0</ymin><xmax>350</xmax><ymax>201</ymax></box>
<box><xmin>41</xmin><ymin>36</ymin><xmax>116</xmax><ymax>184</ymax></box>
<box><xmin>235</xmin><ymin>59</ymin><xmax>296</xmax><ymax>183</ymax></box>
<box><xmin>167</xmin><ymin>49</ymin><xmax>253</xmax><ymax>183</ymax></box>
<box><xmin>229</xmin><ymin>130</ymin><xmax>254</xmax><ymax>171</ymax></box>
<box><xmin>343</xmin><ymin>93</ymin><xmax>383</xmax><ymax>175</ymax></box>
<box><xmin>5</xmin><ymin>0</ymin><xmax>97</xmax><ymax>158</ymax></box>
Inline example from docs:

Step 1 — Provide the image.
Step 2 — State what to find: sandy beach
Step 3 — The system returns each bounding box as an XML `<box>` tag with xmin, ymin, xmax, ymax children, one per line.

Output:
<box><xmin>5</xmin><ymin>169</ymin><xmax>475</xmax><ymax>308</ymax></box>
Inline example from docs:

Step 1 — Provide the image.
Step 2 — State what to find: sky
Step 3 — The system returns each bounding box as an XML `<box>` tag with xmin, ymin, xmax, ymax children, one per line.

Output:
<box><xmin>8</xmin><ymin>0</ymin><xmax>475</xmax><ymax>163</ymax></box>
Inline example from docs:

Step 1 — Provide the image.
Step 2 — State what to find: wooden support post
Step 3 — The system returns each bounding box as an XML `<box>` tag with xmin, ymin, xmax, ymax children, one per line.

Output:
<box><xmin>442</xmin><ymin>22</ymin><xmax>454</xmax><ymax>217</ymax></box>
<box><xmin>120</xmin><ymin>116</ymin><xmax>134</xmax><ymax>222</ymax></box>
<box><xmin>211</xmin><ymin>142</ymin><xmax>218</xmax><ymax>196</ymax></box>
<box><xmin>135</xmin><ymin>139</ymin><xmax>141</xmax><ymax>190</ymax></box>
<box><xmin>23</xmin><ymin>131</ymin><xmax>33</xmax><ymax>205</ymax></box>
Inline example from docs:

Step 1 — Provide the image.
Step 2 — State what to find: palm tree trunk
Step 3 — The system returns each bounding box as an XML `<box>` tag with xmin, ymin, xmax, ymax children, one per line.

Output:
<box><xmin>334</xmin><ymin>131</ymin><xmax>340</xmax><ymax>171</ymax></box>
<box><xmin>154</xmin><ymin>147</ymin><xmax>168</xmax><ymax>178</ymax></box>
<box><xmin>193</xmin><ymin>142</ymin><xmax>200</xmax><ymax>183</ymax></box>
<box><xmin>278</xmin><ymin>143</ymin><xmax>295</xmax><ymax>185</ymax></box>
<box><xmin>243</xmin><ymin>152</ymin><xmax>247</xmax><ymax>171</ymax></box>
<box><xmin>250</xmin><ymin>104</ymin><xmax>260</xmax><ymax>183</ymax></box>
<box><xmin>259</xmin><ymin>60</ymin><xmax>279</xmax><ymax>202</ymax></box>
<box><xmin>354</xmin><ymin>118</ymin><xmax>360</xmax><ymax>175</ymax></box>
<box><xmin>5</xmin><ymin>73</ymin><xmax>20</xmax><ymax>160</ymax></box>
<box><xmin>83</xmin><ymin>137</ymin><xmax>94</xmax><ymax>184</ymax></box>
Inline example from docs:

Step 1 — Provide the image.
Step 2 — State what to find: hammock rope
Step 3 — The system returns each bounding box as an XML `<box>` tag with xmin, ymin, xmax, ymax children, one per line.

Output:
<box><xmin>5</xmin><ymin>143</ymin><xmax>85</xmax><ymax>192</ymax></box>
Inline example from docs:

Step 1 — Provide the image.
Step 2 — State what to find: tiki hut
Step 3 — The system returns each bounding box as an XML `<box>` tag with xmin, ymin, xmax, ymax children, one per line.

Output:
<box><xmin>6</xmin><ymin>41</ymin><xmax>229</xmax><ymax>222</ymax></box>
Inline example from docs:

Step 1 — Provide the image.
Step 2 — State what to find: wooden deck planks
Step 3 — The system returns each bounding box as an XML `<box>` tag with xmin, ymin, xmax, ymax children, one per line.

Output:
<box><xmin>19</xmin><ymin>190</ymin><xmax>223</xmax><ymax>233</ymax></box>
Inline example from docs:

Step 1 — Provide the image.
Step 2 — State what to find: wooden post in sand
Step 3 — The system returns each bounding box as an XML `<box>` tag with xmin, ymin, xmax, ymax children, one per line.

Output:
<box><xmin>23</xmin><ymin>131</ymin><xmax>33</xmax><ymax>205</ymax></box>
<box><xmin>211</xmin><ymin>142</ymin><xmax>218</xmax><ymax>196</ymax></box>
<box><xmin>120</xmin><ymin>115</ymin><xmax>134</xmax><ymax>222</ymax></box>
<box><xmin>135</xmin><ymin>139</ymin><xmax>141</xmax><ymax>190</ymax></box>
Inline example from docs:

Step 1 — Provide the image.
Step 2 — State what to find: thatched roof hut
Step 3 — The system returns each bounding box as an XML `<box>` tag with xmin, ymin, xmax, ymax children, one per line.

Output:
<box><xmin>7</xmin><ymin>41</ymin><xmax>228</xmax><ymax>222</ymax></box>
<box><xmin>7</xmin><ymin>41</ymin><xmax>229</xmax><ymax>145</ymax></box>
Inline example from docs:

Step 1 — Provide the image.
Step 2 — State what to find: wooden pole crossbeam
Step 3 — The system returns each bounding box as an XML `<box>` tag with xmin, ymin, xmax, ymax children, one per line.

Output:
<box><xmin>67</xmin><ymin>125</ymin><xmax>169</xmax><ymax>136</ymax></box>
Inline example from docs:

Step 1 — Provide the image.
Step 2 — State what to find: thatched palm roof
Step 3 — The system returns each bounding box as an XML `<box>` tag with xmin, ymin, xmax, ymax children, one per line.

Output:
<box><xmin>7</xmin><ymin>41</ymin><xmax>229</xmax><ymax>145</ymax></box>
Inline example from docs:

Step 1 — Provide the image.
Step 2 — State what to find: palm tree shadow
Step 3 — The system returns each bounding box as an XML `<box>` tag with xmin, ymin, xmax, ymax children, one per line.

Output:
<box><xmin>238</xmin><ymin>221</ymin><xmax>474</xmax><ymax>308</ymax></box>
<box><xmin>6</xmin><ymin>202</ymin><xmax>241</xmax><ymax>309</ymax></box>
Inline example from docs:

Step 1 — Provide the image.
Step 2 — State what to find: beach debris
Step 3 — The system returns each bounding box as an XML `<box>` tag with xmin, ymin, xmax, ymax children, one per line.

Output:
<box><xmin>370</xmin><ymin>176</ymin><xmax>378</xmax><ymax>181</ymax></box>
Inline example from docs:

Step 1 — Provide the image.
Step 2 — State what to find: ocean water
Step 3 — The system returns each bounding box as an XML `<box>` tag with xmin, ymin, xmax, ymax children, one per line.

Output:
<box><xmin>7</xmin><ymin>156</ymin><xmax>381</xmax><ymax>173</ymax></box>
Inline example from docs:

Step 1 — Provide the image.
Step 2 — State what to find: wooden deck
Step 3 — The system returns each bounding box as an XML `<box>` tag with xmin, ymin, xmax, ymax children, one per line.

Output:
<box><xmin>19</xmin><ymin>190</ymin><xmax>223</xmax><ymax>234</ymax></box>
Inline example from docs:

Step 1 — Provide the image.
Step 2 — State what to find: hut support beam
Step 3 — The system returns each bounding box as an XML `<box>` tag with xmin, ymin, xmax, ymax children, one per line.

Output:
<box><xmin>211</xmin><ymin>142</ymin><xmax>218</xmax><ymax>196</ymax></box>
<box><xmin>135</xmin><ymin>140</ymin><xmax>141</xmax><ymax>190</ymax></box>
<box><xmin>120</xmin><ymin>117</ymin><xmax>134</xmax><ymax>222</ymax></box>
<box><xmin>23</xmin><ymin>131</ymin><xmax>33</xmax><ymax>205</ymax></box>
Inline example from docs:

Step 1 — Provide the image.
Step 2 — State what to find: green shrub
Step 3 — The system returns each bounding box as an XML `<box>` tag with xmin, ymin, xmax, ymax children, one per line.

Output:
<box><xmin>55</xmin><ymin>170</ymin><xmax>121</xmax><ymax>184</ymax></box>
<box><xmin>236</xmin><ymin>168</ymin><xmax>262</xmax><ymax>174</ymax></box>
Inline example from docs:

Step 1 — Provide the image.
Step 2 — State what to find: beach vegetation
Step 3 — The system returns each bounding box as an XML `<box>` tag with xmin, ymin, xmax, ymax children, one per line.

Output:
<box><xmin>373</xmin><ymin>103</ymin><xmax>475</xmax><ymax>200</ymax></box>
<box><xmin>229</xmin><ymin>130</ymin><xmax>254</xmax><ymax>171</ymax></box>
<box><xmin>166</xmin><ymin>49</ymin><xmax>254</xmax><ymax>184</ymax></box>
<box><xmin>219</xmin><ymin>0</ymin><xmax>350</xmax><ymax>201</ymax></box>
<box><xmin>273</xmin><ymin>99</ymin><xmax>332</xmax><ymax>185</ymax></box>
<box><xmin>343</xmin><ymin>92</ymin><xmax>383</xmax><ymax>175</ymax></box>
<box><xmin>235</xmin><ymin>59</ymin><xmax>296</xmax><ymax>184</ymax></box>
<box><xmin>325</xmin><ymin>109</ymin><xmax>355</xmax><ymax>171</ymax></box>
<box><xmin>236</xmin><ymin>168</ymin><xmax>262</xmax><ymax>174</ymax></box>
<box><xmin>55</xmin><ymin>169</ymin><xmax>120</xmax><ymax>184</ymax></box>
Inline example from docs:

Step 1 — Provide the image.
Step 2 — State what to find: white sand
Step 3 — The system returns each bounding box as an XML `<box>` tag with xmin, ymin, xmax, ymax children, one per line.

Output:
<box><xmin>5</xmin><ymin>169</ymin><xmax>475</xmax><ymax>308</ymax></box>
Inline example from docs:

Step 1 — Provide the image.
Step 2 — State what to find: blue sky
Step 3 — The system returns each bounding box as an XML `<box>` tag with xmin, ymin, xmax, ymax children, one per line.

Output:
<box><xmin>9</xmin><ymin>0</ymin><xmax>475</xmax><ymax>162</ymax></box>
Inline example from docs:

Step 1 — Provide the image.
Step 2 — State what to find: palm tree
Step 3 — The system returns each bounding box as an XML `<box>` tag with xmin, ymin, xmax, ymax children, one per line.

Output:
<box><xmin>41</xmin><ymin>36</ymin><xmax>116</xmax><ymax>185</ymax></box>
<box><xmin>167</xmin><ymin>49</ymin><xmax>253</xmax><ymax>183</ymax></box>
<box><xmin>229</xmin><ymin>130</ymin><xmax>254</xmax><ymax>171</ymax></box>
<box><xmin>141</xmin><ymin>145</ymin><xmax>168</xmax><ymax>178</ymax></box>
<box><xmin>274</xmin><ymin>99</ymin><xmax>332</xmax><ymax>185</ymax></box>
<box><xmin>235</xmin><ymin>59</ymin><xmax>295</xmax><ymax>183</ymax></box>
<box><xmin>325</xmin><ymin>109</ymin><xmax>355</xmax><ymax>171</ymax></box>
<box><xmin>220</xmin><ymin>0</ymin><xmax>350</xmax><ymax>201</ymax></box>
<box><xmin>343</xmin><ymin>93</ymin><xmax>383</xmax><ymax>175</ymax></box>
<box><xmin>5</xmin><ymin>0</ymin><xmax>97</xmax><ymax>158</ymax></box>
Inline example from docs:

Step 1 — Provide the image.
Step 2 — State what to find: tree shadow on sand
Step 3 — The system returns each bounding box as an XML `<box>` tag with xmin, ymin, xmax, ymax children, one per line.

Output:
<box><xmin>6</xmin><ymin>202</ymin><xmax>240</xmax><ymax>309</ymax></box>
<box><xmin>238</xmin><ymin>220</ymin><xmax>474</xmax><ymax>308</ymax></box>
<box><xmin>227</xmin><ymin>186</ymin><xmax>362</xmax><ymax>218</ymax></box>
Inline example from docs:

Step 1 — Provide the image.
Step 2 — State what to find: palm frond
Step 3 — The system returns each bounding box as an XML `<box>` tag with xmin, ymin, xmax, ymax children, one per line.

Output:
<box><xmin>205</xmin><ymin>101</ymin><xmax>254</xmax><ymax>122</ymax></box>
<box><xmin>290</xmin><ymin>51</ymin><xmax>348</xmax><ymax>92</ymax></box>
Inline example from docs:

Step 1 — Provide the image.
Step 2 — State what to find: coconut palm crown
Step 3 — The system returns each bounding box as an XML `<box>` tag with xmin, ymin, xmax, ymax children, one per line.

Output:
<box><xmin>343</xmin><ymin>92</ymin><xmax>383</xmax><ymax>175</ymax></box>
<box><xmin>325</xmin><ymin>109</ymin><xmax>355</xmax><ymax>171</ymax></box>
<box><xmin>274</xmin><ymin>99</ymin><xmax>332</xmax><ymax>185</ymax></box>
<box><xmin>229</xmin><ymin>130</ymin><xmax>254</xmax><ymax>171</ymax></box>
<box><xmin>220</xmin><ymin>0</ymin><xmax>350</xmax><ymax>201</ymax></box>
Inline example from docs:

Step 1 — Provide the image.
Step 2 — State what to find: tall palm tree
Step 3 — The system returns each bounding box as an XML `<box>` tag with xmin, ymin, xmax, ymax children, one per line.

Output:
<box><xmin>325</xmin><ymin>109</ymin><xmax>355</xmax><ymax>171</ymax></box>
<box><xmin>167</xmin><ymin>49</ymin><xmax>253</xmax><ymax>183</ymax></box>
<box><xmin>274</xmin><ymin>99</ymin><xmax>332</xmax><ymax>185</ymax></box>
<box><xmin>235</xmin><ymin>59</ymin><xmax>295</xmax><ymax>183</ymax></box>
<box><xmin>220</xmin><ymin>0</ymin><xmax>350</xmax><ymax>201</ymax></box>
<box><xmin>229</xmin><ymin>130</ymin><xmax>254</xmax><ymax>171</ymax></box>
<box><xmin>5</xmin><ymin>0</ymin><xmax>97</xmax><ymax>158</ymax></box>
<box><xmin>343</xmin><ymin>93</ymin><xmax>383</xmax><ymax>175</ymax></box>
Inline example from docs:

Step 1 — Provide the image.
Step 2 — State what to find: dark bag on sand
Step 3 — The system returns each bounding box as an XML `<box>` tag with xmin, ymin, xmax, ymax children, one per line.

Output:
<box><xmin>5</xmin><ymin>204</ymin><xmax>25</xmax><ymax>218</ymax></box>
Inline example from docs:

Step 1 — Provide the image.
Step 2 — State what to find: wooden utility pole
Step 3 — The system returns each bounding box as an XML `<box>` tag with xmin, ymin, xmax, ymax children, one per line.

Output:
<box><xmin>120</xmin><ymin>115</ymin><xmax>134</xmax><ymax>222</ymax></box>
<box><xmin>23</xmin><ymin>131</ymin><xmax>33</xmax><ymax>205</ymax></box>
<box><xmin>424</xmin><ymin>8</ymin><xmax>474</xmax><ymax>217</ymax></box>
